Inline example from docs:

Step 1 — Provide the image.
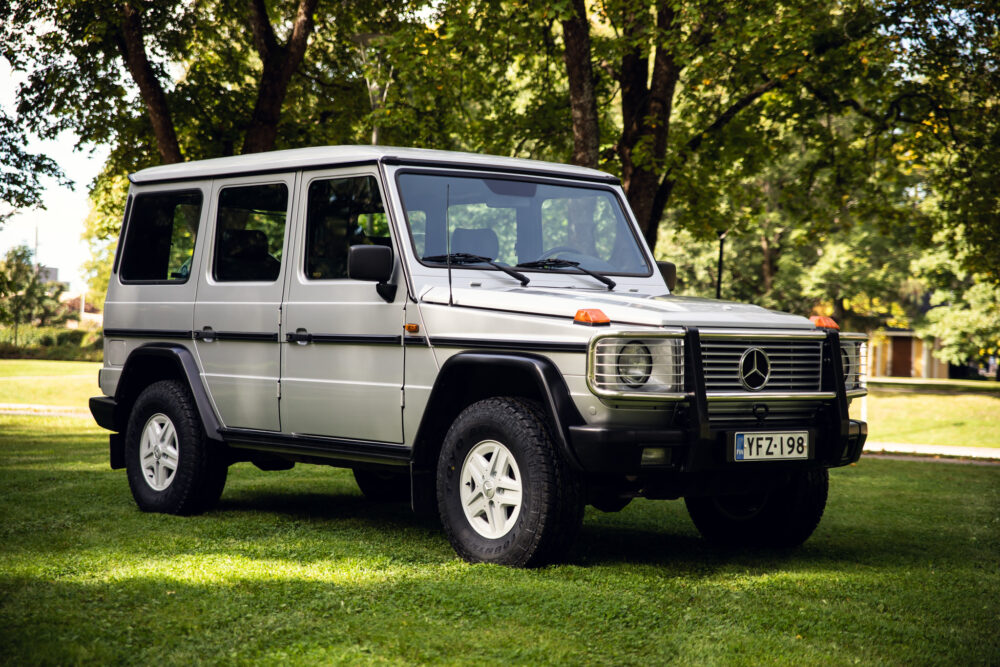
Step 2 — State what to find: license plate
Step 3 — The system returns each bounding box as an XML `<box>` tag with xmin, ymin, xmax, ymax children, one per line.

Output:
<box><xmin>734</xmin><ymin>431</ymin><xmax>810</xmax><ymax>461</ymax></box>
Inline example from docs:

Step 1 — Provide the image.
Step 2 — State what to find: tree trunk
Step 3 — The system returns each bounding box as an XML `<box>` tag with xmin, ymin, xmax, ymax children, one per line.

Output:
<box><xmin>761</xmin><ymin>234</ymin><xmax>774</xmax><ymax>294</ymax></box>
<box><xmin>243</xmin><ymin>0</ymin><xmax>318</xmax><ymax>154</ymax></box>
<box><xmin>616</xmin><ymin>1</ymin><xmax>679</xmax><ymax>251</ymax></box>
<box><xmin>561</xmin><ymin>0</ymin><xmax>600</xmax><ymax>169</ymax></box>
<box><xmin>117</xmin><ymin>2</ymin><xmax>182</xmax><ymax>164</ymax></box>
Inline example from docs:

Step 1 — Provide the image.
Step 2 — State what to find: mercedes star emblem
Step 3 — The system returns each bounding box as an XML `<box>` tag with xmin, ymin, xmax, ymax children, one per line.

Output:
<box><xmin>739</xmin><ymin>347</ymin><xmax>771</xmax><ymax>391</ymax></box>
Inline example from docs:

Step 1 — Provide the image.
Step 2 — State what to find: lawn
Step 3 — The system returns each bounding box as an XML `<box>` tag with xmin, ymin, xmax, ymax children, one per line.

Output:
<box><xmin>0</xmin><ymin>359</ymin><xmax>101</xmax><ymax>409</ymax></box>
<box><xmin>1</xmin><ymin>414</ymin><xmax>998</xmax><ymax>665</ymax></box>
<box><xmin>2</xmin><ymin>360</ymin><xmax>999</xmax><ymax>449</ymax></box>
<box><xmin>852</xmin><ymin>391</ymin><xmax>1000</xmax><ymax>448</ymax></box>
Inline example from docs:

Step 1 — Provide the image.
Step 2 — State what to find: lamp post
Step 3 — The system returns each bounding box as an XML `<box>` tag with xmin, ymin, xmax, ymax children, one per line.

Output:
<box><xmin>715</xmin><ymin>230</ymin><xmax>727</xmax><ymax>299</ymax></box>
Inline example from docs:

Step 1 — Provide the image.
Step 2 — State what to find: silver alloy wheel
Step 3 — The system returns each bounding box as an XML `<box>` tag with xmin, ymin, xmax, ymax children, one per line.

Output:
<box><xmin>460</xmin><ymin>439</ymin><xmax>523</xmax><ymax>539</ymax></box>
<box><xmin>139</xmin><ymin>412</ymin><xmax>180</xmax><ymax>491</ymax></box>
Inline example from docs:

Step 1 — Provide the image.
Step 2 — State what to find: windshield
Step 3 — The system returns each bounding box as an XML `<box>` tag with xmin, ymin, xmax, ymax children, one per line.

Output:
<box><xmin>396</xmin><ymin>173</ymin><xmax>651</xmax><ymax>275</ymax></box>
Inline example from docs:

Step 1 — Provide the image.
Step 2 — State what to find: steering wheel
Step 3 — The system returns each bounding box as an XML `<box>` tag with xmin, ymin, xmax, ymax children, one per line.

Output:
<box><xmin>538</xmin><ymin>246</ymin><xmax>580</xmax><ymax>260</ymax></box>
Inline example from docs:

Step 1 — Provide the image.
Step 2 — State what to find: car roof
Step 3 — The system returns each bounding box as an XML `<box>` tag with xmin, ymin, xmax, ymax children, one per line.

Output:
<box><xmin>129</xmin><ymin>145</ymin><xmax>619</xmax><ymax>185</ymax></box>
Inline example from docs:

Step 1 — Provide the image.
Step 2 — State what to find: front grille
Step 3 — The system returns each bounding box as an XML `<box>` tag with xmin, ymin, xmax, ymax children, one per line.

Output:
<box><xmin>707</xmin><ymin>400</ymin><xmax>822</xmax><ymax>425</ymax></box>
<box><xmin>700</xmin><ymin>337</ymin><xmax>823</xmax><ymax>393</ymax></box>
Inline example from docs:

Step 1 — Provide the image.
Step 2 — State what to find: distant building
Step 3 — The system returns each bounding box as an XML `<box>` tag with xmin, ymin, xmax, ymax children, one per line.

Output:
<box><xmin>36</xmin><ymin>265</ymin><xmax>60</xmax><ymax>283</ymax></box>
<box><xmin>868</xmin><ymin>329</ymin><xmax>949</xmax><ymax>379</ymax></box>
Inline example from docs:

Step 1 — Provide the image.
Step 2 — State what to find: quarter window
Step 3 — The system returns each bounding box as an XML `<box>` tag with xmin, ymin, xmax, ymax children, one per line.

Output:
<box><xmin>305</xmin><ymin>176</ymin><xmax>388</xmax><ymax>280</ymax></box>
<box><xmin>213</xmin><ymin>184</ymin><xmax>288</xmax><ymax>282</ymax></box>
<box><xmin>119</xmin><ymin>190</ymin><xmax>202</xmax><ymax>283</ymax></box>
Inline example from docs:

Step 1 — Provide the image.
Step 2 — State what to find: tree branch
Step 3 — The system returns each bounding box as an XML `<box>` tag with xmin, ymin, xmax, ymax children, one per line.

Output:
<box><xmin>242</xmin><ymin>0</ymin><xmax>318</xmax><ymax>154</ymax></box>
<box><xmin>116</xmin><ymin>2</ymin><xmax>182</xmax><ymax>164</ymax></box>
<box><xmin>247</xmin><ymin>0</ymin><xmax>279</xmax><ymax>63</ymax></box>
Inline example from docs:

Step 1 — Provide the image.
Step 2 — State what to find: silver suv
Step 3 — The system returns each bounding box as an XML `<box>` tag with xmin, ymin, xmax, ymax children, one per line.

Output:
<box><xmin>89</xmin><ymin>146</ymin><xmax>868</xmax><ymax>566</ymax></box>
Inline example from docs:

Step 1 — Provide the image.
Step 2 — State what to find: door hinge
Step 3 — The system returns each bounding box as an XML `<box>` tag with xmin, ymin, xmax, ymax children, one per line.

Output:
<box><xmin>277</xmin><ymin>380</ymin><xmax>281</xmax><ymax>399</ymax></box>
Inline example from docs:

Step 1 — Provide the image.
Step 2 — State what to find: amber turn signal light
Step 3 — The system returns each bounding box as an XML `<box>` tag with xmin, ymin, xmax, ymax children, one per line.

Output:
<box><xmin>574</xmin><ymin>308</ymin><xmax>611</xmax><ymax>326</ymax></box>
<box><xmin>810</xmin><ymin>315</ymin><xmax>839</xmax><ymax>330</ymax></box>
<box><xmin>404</xmin><ymin>323</ymin><xmax>420</xmax><ymax>334</ymax></box>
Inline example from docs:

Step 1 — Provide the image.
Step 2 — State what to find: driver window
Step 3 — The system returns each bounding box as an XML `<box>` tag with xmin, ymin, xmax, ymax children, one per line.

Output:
<box><xmin>304</xmin><ymin>175</ymin><xmax>388</xmax><ymax>280</ymax></box>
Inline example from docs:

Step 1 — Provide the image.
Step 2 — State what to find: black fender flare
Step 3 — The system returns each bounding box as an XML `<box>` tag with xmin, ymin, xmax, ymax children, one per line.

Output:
<box><xmin>113</xmin><ymin>342</ymin><xmax>223</xmax><ymax>443</ymax></box>
<box><xmin>411</xmin><ymin>351</ymin><xmax>587</xmax><ymax>473</ymax></box>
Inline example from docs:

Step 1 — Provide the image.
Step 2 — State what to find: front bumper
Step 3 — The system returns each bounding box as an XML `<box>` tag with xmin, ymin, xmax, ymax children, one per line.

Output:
<box><xmin>568</xmin><ymin>419</ymin><xmax>867</xmax><ymax>475</ymax></box>
<box><xmin>564</xmin><ymin>327</ymin><xmax>867</xmax><ymax>476</ymax></box>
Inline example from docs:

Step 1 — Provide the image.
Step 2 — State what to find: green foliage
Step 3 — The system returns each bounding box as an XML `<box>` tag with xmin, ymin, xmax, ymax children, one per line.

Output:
<box><xmin>0</xmin><ymin>111</ymin><xmax>72</xmax><ymax>222</ymax></box>
<box><xmin>0</xmin><ymin>246</ymin><xmax>38</xmax><ymax>345</ymax></box>
<box><xmin>0</xmin><ymin>325</ymin><xmax>103</xmax><ymax>361</ymax></box>
<box><xmin>5</xmin><ymin>0</ymin><xmax>998</xmax><ymax>361</ymax></box>
<box><xmin>922</xmin><ymin>280</ymin><xmax>1000</xmax><ymax>369</ymax></box>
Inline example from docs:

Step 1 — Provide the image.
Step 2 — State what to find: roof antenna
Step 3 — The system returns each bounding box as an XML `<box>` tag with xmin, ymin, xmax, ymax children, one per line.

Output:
<box><xmin>445</xmin><ymin>183</ymin><xmax>455</xmax><ymax>306</ymax></box>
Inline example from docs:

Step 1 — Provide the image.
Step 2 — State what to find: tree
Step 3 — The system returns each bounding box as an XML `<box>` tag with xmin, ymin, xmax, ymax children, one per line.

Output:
<box><xmin>0</xmin><ymin>245</ymin><xmax>46</xmax><ymax>346</ymax></box>
<box><xmin>0</xmin><ymin>111</ymin><xmax>71</xmax><ymax>224</ymax></box>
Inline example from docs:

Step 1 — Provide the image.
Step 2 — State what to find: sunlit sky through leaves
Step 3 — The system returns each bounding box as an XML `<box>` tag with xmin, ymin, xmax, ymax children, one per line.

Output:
<box><xmin>1</xmin><ymin>59</ymin><xmax>108</xmax><ymax>294</ymax></box>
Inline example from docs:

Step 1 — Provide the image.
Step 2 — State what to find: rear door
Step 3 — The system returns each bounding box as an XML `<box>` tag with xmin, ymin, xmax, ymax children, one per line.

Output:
<box><xmin>193</xmin><ymin>175</ymin><xmax>295</xmax><ymax>431</ymax></box>
<box><xmin>280</xmin><ymin>168</ymin><xmax>405</xmax><ymax>443</ymax></box>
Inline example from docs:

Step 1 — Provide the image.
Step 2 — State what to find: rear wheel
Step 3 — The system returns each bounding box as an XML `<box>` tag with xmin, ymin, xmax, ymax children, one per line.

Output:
<box><xmin>436</xmin><ymin>397</ymin><xmax>584</xmax><ymax>567</ymax></box>
<box><xmin>684</xmin><ymin>469</ymin><xmax>829</xmax><ymax>548</ymax></box>
<box><xmin>124</xmin><ymin>380</ymin><xmax>227</xmax><ymax>515</ymax></box>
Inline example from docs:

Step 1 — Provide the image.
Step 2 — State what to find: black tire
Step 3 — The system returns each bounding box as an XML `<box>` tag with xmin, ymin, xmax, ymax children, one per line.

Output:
<box><xmin>436</xmin><ymin>397</ymin><xmax>584</xmax><ymax>567</ymax></box>
<box><xmin>353</xmin><ymin>468</ymin><xmax>411</xmax><ymax>503</ymax></box>
<box><xmin>124</xmin><ymin>379</ymin><xmax>227</xmax><ymax>515</ymax></box>
<box><xmin>684</xmin><ymin>469</ymin><xmax>829</xmax><ymax>549</ymax></box>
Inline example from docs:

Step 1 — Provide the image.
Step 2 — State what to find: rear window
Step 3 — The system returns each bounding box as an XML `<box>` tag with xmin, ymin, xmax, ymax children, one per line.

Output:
<box><xmin>119</xmin><ymin>191</ymin><xmax>203</xmax><ymax>283</ymax></box>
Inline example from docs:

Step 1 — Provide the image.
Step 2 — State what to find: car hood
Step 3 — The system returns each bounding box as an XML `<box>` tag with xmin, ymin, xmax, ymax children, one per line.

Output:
<box><xmin>420</xmin><ymin>286</ymin><xmax>814</xmax><ymax>329</ymax></box>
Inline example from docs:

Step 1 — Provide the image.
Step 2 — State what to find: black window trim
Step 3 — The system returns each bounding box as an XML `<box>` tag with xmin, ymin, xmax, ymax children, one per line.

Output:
<box><xmin>392</xmin><ymin>168</ymin><xmax>655</xmax><ymax>279</ymax></box>
<box><xmin>111</xmin><ymin>194</ymin><xmax>133</xmax><ymax>276</ymax></box>
<box><xmin>118</xmin><ymin>188</ymin><xmax>204</xmax><ymax>286</ymax></box>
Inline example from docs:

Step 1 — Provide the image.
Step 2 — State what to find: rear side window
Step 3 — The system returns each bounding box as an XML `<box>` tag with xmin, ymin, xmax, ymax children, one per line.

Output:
<box><xmin>119</xmin><ymin>191</ymin><xmax>202</xmax><ymax>283</ymax></box>
<box><xmin>213</xmin><ymin>183</ymin><xmax>289</xmax><ymax>282</ymax></box>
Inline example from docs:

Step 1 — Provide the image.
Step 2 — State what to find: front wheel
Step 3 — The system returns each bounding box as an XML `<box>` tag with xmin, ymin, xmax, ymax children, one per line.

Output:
<box><xmin>684</xmin><ymin>469</ymin><xmax>829</xmax><ymax>548</ymax></box>
<box><xmin>436</xmin><ymin>398</ymin><xmax>584</xmax><ymax>567</ymax></box>
<box><xmin>124</xmin><ymin>380</ymin><xmax>227</xmax><ymax>515</ymax></box>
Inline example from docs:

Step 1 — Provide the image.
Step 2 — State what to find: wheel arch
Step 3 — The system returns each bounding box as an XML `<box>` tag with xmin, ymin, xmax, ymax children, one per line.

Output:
<box><xmin>411</xmin><ymin>352</ymin><xmax>586</xmax><ymax>479</ymax></box>
<box><xmin>113</xmin><ymin>343</ymin><xmax>223</xmax><ymax>444</ymax></box>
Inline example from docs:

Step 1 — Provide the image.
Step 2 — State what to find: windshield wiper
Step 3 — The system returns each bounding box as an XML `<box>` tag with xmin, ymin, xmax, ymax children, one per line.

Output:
<box><xmin>517</xmin><ymin>258</ymin><xmax>616</xmax><ymax>291</ymax></box>
<box><xmin>424</xmin><ymin>253</ymin><xmax>530</xmax><ymax>286</ymax></box>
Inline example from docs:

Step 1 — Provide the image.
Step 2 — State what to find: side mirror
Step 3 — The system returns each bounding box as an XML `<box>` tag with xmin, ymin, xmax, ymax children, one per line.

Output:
<box><xmin>657</xmin><ymin>260</ymin><xmax>677</xmax><ymax>292</ymax></box>
<box><xmin>348</xmin><ymin>245</ymin><xmax>396</xmax><ymax>302</ymax></box>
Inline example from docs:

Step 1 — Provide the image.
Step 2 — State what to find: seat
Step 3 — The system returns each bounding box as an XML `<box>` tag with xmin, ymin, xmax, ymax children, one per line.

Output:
<box><xmin>451</xmin><ymin>228</ymin><xmax>499</xmax><ymax>260</ymax></box>
<box><xmin>217</xmin><ymin>229</ymin><xmax>280</xmax><ymax>281</ymax></box>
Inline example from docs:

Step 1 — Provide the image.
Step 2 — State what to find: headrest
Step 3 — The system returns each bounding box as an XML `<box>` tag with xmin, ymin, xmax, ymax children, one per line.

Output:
<box><xmin>451</xmin><ymin>227</ymin><xmax>499</xmax><ymax>260</ymax></box>
<box><xmin>221</xmin><ymin>229</ymin><xmax>269</xmax><ymax>259</ymax></box>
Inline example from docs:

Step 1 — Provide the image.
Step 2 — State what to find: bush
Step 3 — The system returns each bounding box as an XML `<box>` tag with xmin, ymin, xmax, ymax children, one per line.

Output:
<box><xmin>0</xmin><ymin>325</ymin><xmax>103</xmax><ymax>361</ymax></box>
<box><xmin>56</xmin><ymin>330</ymin><xmax>85</xmax><ymax>346</ymax></box>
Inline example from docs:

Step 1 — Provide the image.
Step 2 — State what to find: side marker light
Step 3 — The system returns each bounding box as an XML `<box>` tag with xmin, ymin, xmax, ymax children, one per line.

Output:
<box><xmin>810</xmin><ymin>315</ymin><xmax>839</xmax><ymax>330</ymax></box>
<box><xmin>574</xmin><ymin>308</ymin><xmax>611</xmax><ymax>326</ymax></box>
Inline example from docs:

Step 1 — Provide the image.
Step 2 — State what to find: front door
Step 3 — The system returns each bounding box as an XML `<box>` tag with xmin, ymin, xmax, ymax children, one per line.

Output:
<box><xmin>193</xmin><ymin>175</ymin><xmax>295</xmax><ymax>431</ymax></box>
<box><xmin>280</xmin><ymin>169</ymin><xmax>405</xmax><ymax>443</ymax></box>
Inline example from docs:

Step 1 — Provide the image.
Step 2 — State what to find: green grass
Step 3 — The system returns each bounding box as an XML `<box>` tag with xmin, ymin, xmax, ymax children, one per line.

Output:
<box><xmin>0</xmin><ymin>359</ymin><xmax>101</xmax><ymax>408</ymax></box>
<box><xmin>1</xmin><ymin>415</ymin><xmax>998</xmax><ymax>665</ymax></box>
<box><xmin>853</xmin><ymin>391</ymin><xmax>1000</xmax><ymax>448</ymax></box>
<box><xmin>1</xmin><ymin>360</ymin><xmax>998</xmax><ymax>448</ymax></box>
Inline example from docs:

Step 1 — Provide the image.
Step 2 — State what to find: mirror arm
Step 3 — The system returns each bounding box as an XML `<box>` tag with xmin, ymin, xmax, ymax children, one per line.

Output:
<box><xmin>376</xmin><ymin>282</ymin><xmax>397</xmax><ymax>303</ymax></box>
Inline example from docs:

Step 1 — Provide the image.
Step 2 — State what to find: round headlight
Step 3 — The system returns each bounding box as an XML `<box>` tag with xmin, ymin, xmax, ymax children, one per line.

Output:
<box><xmin>841</xmin><ymin>346</ymin><xmax>852</xmax><ymax>381</ymax></box>
<box><xmin>617</xmin><ymin>341</ymin><xmax>652</xmax><ymax>387</ymax></box>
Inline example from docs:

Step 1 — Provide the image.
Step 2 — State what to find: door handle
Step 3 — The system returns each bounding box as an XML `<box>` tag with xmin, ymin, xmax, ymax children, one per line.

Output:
<box><xmin>194</xmin><ymin>326</ymin><xmax>215</xmax><ymax>342</ymax></box>
<box><xmin>286</xmin><ymin>328</ymin><xmax>313</xmax><ymax>344</ymax></box>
